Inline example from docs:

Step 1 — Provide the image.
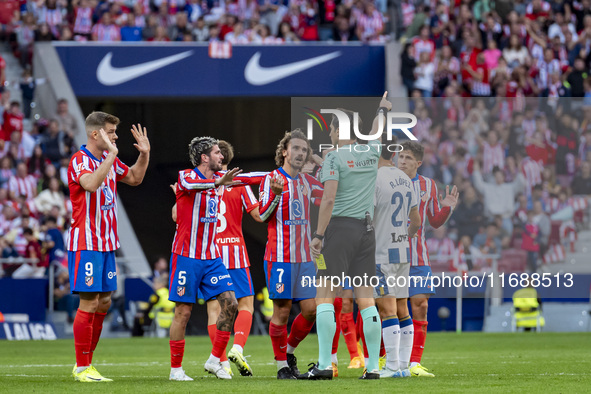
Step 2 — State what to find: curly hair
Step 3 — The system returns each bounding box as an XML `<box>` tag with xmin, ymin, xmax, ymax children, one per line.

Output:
<box><xmin>274</xmin><ymin>129</ymin><xmax>311</xmax><ymax>167</ymax></box>
<box><xmin>188</xmin><ymin>136</ymin><xmax>218</xmax><ymax>167</ymax></box>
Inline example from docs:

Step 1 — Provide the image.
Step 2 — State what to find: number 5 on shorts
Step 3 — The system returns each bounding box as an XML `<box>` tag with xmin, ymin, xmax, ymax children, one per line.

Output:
<box><xmin>178</xmin><ymin>271</ymin><xmax>186</xmax><ymax>285</ymax></box>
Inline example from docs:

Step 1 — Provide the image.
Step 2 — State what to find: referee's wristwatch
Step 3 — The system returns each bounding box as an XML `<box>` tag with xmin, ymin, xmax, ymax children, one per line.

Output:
<box><xmin>313</xmin><ymin>232</ymin><xmax>324</xmax><ymax>241</ymax></box>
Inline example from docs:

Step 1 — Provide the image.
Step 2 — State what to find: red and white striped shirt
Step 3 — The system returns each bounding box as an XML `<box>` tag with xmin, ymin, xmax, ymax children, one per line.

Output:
<box><xmin>409</xmin><ymin>175</ymin><xmax>452</xmax><ymax>267</ymax></box>
<box><xmin>412</xmin><ymin>38</ymin><xmax>436</xmax><ymax>62</ymax></box>
<box><xmin>357</xmin><ymin>10</ymin><xmax>384</xmax><ymax>41</ymax></box>
<box><xmin>402</xmin><ymin>2</ymin><xmax>415</xmax><ymax>27</ymax></box>
<box><xmin>92</xmin><ymin>23</ymin><xmax>121</xmax><ymax>41</ymax></box>
<box><xmin>482</xmin><ymin>142</ymin><xmax>505</xmax><ymax>174</ymax></box>
<box><xmin>259</xmin><ymin>168</ymin><xmax>323</xmax><ymax>263</ymax></box>
<box><xmin>520</xmin><ymin>157</ymin><xmax>543</xmax><ymax>195</ymax></box>
<box><xmin>74</xmin><ymin>7</ymin><xmax>93</xmax><ymax>35</ymax></box>
<box><xmin>171</xmin><ymin>168</ymin><xmax>265</xmax><ymax>260</ymax></box>
<box><xmin>8</xmin><ymin>175</ymin><xmax>37</xmax><ymax>200</ymax></box>
<box><xmin>216</xmin><ymin>185</ymin><xmax>259</xmax><ymax>269</ymax></box>
<box><xmin>67</xmin><ymin>146</ymin><xmax>129</xmax><ymax>252</ymax></box>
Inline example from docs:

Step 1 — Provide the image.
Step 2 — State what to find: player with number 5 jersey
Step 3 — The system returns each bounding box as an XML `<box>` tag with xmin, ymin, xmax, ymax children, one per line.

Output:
<box><xmin>175</xmin><ymin>140</ymin><xmax>264</xmax><ymax>377</ymax></box>
<box><xmin>167</xmin><ymin>137</ymin><xmax>266</xmax><ymax>382</ymax></box>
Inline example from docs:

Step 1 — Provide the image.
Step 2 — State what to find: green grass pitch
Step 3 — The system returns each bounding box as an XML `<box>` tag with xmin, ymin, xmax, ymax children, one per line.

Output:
<box><xmin>1</xmin><ymin>332</ymin><xmax>590</xmax><ymax>393</ymax></box>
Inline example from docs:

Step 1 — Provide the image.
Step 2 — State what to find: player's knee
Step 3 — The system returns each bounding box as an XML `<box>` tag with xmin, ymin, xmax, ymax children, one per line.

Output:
<box><xmin>274</xmin><ymin>306</ymin><xmax>291</xmax><ymax>323</ymax></box>
<box><xmin>341</xmin><ymin>298</ymin><xmax>353</xmax><ymax>313</ymax></box>
<box><xmin>412</xmin><ymin>298</ymin><xmax>428</xmax><ymax>319</ymax></box>
<box><xmin>80</xmin><ymin>297</ymin><xmax>99</xmax><ymax>313</ymax></box>
<box><xmin>302</xmin><ymin>307</ymin><xmax>316</xmax><ymax>321</ymax></box>
<box><xmin>175</xmin><ymin>306</ymin><xmax>192</xmax><ymax>325</ymax></box>
<box><xmin>226</xmin><ymin>297</ymin><xmax>238</xmax><ymax>317</ymax></box>
<box><xmin>98</xmin><ymin>298</ymin><xmax>111</xmax><ymax>312</ymax></box>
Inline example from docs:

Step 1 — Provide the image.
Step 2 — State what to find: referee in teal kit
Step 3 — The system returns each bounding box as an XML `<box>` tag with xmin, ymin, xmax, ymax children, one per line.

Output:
<box><xmin>298</xmin><ymin>92</ymin><xmax>393</xmax><ymax>380</ymax></box>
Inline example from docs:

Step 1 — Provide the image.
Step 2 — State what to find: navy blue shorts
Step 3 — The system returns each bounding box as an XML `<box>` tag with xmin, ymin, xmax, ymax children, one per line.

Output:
<box><xmin>198</xmin><ymin>266</ymin><xmax>254</xmax><ymax>301</ymax></box>
<box><xmin>265</xmin><ymin>261</ymin><xmax>316</xmax><ymax>301</ymax></box>
<box><xmin>409</xmin><ymin>265</ymin><xmax>436</xmax><ymax>296</ymax></box>
<box><xmin>168</xmin><ymin>254</ymin><xmax>234</xmax><ymax>303</ymax></box>
<box><xmin>68</xmin><ymin>250</ymin><xmax>117</xmax><ymax>293</ymax></box>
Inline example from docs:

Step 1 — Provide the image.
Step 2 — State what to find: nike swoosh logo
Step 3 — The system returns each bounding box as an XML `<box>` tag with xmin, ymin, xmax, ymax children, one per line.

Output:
<box><xmin>97</xmin><ymin>50</ymin><xmax>193</xmax><ymax>86</ymax></box>
<box><xmin>244</xmin><ymin>51</ymin><xmax>341</xmax><ymax>86</ymax></box>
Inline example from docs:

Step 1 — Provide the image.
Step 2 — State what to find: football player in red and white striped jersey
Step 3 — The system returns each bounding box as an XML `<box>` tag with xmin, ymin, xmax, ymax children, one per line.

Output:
<box><xmin>167</xmin><ymin>137</ymin><xmax>266</xmax><ymax>381</ymax></box>
<box><xmin>172</xmin><ymin>140</ymin><xmax>264</xmax><ymax>377</ymax></box>
<box><xmin>67</xmin><ymin>112</ymin><xmax>150</xmax><ymax>382</ymax></box>
<box><xmin>259</xmin><ymin>130</ymin><xmax>322</xmax><ymax>379</ymax></box>
<box><xmin>397</xmin><ymin>141</ymin><xmax>458</xmax><ymax>378</ymax></box>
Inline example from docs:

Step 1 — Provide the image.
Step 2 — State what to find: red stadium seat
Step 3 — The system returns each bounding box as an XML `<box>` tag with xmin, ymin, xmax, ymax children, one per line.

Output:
<box><xmin>549</xmin><ymin>221</ymin><xmax>562</xmax><ymax>246</ymax></box>
<box><xmin>498</xmin><ymin>249</ymin><xmax>527</xmax><ymax>273</ymax></box>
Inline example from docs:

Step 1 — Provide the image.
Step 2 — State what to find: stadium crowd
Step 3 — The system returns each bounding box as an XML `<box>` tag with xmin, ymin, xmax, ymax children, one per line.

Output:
<box><xmin>0</xmin><ymin>0</ymin><xmax>389</xmax><ymax>69</ymax></box>
<box><xmin>398</xmin><ymin>0</ymin><xmax>591</xmax><ymax>272</ymax></box>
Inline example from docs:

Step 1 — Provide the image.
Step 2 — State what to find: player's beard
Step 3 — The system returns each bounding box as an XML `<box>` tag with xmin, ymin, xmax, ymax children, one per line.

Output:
<box><xmin>290</xmin><ymin>155</ymin><xmax>304</xmax><ymax>171</ymax></box>
<box><xmin>210</xmin><ymin>161</ymin><xmax>223</xmax><ymax>172</ymax></box>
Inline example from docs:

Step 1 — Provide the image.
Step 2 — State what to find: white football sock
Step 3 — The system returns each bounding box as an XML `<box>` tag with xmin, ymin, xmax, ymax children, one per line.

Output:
<box><xmin>331</xmin><ymin>353</ymin><xmax>338</xmax><ymax>364</ymax></box>
<box><xmin>399</xmin><ymin>320</ymin><xmax>414</xmax><ymax>370</ymax></box>
<box><xmin>382</xmin><ymin>320</ymin><xmax>400</xmax><ymax>371</ymax></box>
<box><xmin>207</xmin><ymin>354</ymin><xmax>221</xmax><ymax>364</ymax></box>
<box><xmin>233</xmin><ymin>344</ymin><xmax>244</xmax><ymax>354</ymax></box>
<box><xmin>277</xmin><ymin>360</ymin><xmax>289</xmax><ymax>371</ymax></box>
<box><xmin>286</xmin><ymin>344</ymin><xmax>296</xmax><ymax>354</ymax></box>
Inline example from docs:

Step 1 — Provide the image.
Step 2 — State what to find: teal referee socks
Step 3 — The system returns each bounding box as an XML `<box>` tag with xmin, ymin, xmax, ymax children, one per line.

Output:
<box><xmin>316</xmin><ymin>303</ymin><xmax>336</xmax><ymax>370</ymax></box>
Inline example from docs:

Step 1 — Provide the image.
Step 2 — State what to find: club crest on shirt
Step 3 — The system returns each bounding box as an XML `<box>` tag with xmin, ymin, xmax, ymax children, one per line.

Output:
<box><xmin>276</xmin><ymin>283</ymin><xmax>284</xmax><ymax>294</ymax></box>
<box><xmin>299</xmin><ymin>184</ymin><xmax>308</xmax><ymax>196</ymax></box>
<box><xmin>85</xmin><ymin>276</ymin><xmax>93</xmax><ymax>287</ymax></box>
<box><xmin>177</xmin><ymin>286</ymin><xmax>185</xmax><ymax>297</ymax></box>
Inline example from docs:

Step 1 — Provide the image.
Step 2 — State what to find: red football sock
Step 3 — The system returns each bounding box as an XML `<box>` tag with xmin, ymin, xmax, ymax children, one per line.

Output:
<box><xmin>233</xmin><ymin>310</ymin><xmax>252</xmax><ymax>349</ymax></box>
<box><xmin>340</xmin><ymin>312</ymin><xmax>359</xmax><ymax>359</ymax></box>
<box><xmin>73</xmin><ymin>309</ymin><xmax>94</xmax><ymax>367</ymax></box>
<box><xmin>89</xmin><ymin>312</ymin><xmax>107</xmax><ymax>365</ymax></box>
<box><xmin>331</xmin><ymin>298</ymin><xmax>342</xmax><ymax>354</ymax></box>
<box><xmin>410</xmin><ymin>320</ymin><xmax>428</xmax><ymax>363</ymax></box>
<box><xmin>380</xmin><ymin>337</ymin><xmax>386</xmax><ymax>358</ymax></box>
<box><xmin>356</xmin><ymin>310</ymin><xmax>363</xmax><ymax>343</ymax></box>
<box><xmin>269</xmin><ymin>322</ymin><xmax>287</xmax><ymax>361</ymax></box>
<box><xmin>208</xmin><ymin>324</ymin><xmax>227</xmax><ymax>362</ymax></box>
<box><xmin>170</xmin><ymin>339</ymin><xmax>185</xmax><ymax>368</ymax></box>
<box><xmin>287</xmin><ymin>313</ymin><xmax>315</xmax><ymax>350</ymax></box>
<box><xmin>212</xmin><ymin>329</ymin><xmax>231</xmax><ymax>359</ymax></box>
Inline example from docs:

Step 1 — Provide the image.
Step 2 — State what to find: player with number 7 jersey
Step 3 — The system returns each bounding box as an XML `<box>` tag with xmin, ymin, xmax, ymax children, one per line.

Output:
<box><xmin>259</xmin><ymin>130</ymin><xmax>323</xmax><ymax>379</ymax></box>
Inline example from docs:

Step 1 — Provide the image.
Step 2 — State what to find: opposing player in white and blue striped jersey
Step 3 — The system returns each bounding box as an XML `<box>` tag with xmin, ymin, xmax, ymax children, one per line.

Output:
<box><xmin>373</xmin><ymin>148</ymin><xmax>420</xmax><ymax>378</ymax></box>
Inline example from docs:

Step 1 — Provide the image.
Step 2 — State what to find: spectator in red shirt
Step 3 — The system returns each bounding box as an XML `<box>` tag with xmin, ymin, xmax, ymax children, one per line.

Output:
<box><xmin>2</xmin><ymin>101</ymin><xmax>23</xmax><ymax>142</ymax></box>
<box><xmin>24</xmin><ymin>227</ymin><xmax>46</xmax><ymax>268</ymax></box>
<box><xmin>521</xmin><ymin>211</ymin><xmax>540</xmax><ymax>272</ymax></box>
